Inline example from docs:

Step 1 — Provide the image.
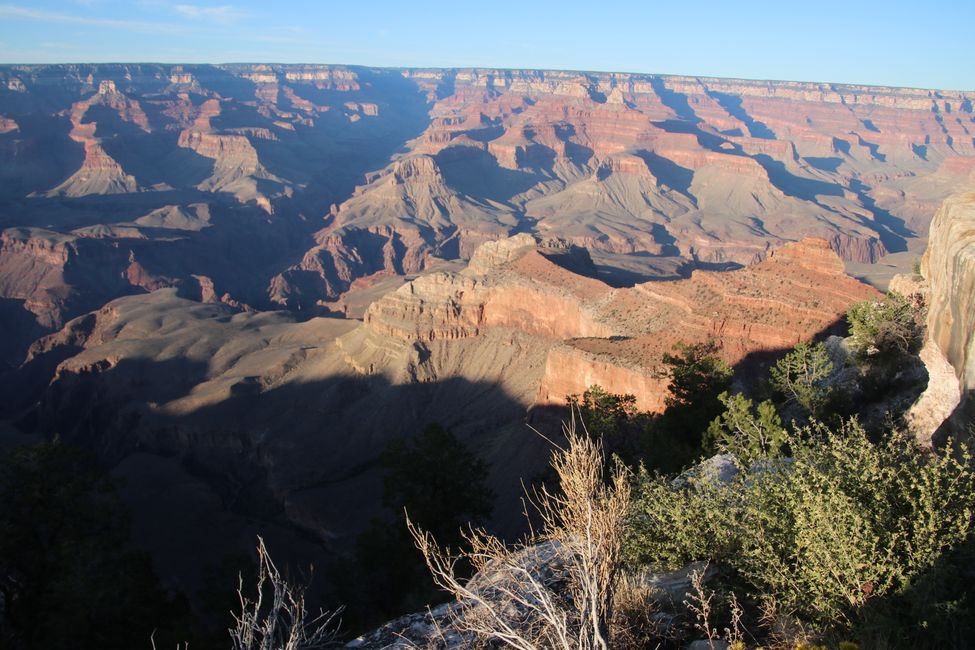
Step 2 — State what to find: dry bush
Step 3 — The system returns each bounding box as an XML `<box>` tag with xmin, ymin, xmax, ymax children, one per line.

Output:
<box><xmin>610</xmin><ymin>574</ymin><xmax>667</xmax><ymax>650</ymax></box>
<box><xmin>408</xmin><ymin>419</ymin><xmax>631</xmax><ymax>650</ymax></box>
<box><xmin>230</xmin><ymin>537</ymin><xmax>342</xmax><ymax>650</ymax></box>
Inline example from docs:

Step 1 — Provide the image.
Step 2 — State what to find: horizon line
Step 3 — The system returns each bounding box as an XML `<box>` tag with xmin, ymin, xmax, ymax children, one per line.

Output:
<box><xmin>0</xmin><ymin>61</ymin><xmax>972</xmax><ymax>94</ymax></box>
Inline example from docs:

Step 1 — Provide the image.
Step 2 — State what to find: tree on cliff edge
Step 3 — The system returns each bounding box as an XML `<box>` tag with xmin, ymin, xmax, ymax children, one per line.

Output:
<box><xmin>350</xmin><ymin>423</ymin><xmax>494</xmax><ymax>623</ymax></box>
<box><xmin>641</xmin><ymin>341</ymin><xmax>733</xmax><ymax>471</ymax></box>
<box><xmin>380</xmin><ymin>423</ymin><xmax>494</xmax><ymax>543</ymax></box>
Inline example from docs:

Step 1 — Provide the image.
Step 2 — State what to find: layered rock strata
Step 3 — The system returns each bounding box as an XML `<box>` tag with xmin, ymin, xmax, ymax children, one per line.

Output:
<box><xmin>908</xmin><ymin>192</ymin><xmax>975</xmax><ymax>443</ymax></box>
<box><xmin>364</xmin><ymin>235</ymin><xmax>879</xmax><ymax>411</ymax></box>
<box><xmin>2</xmin><ymin>63</ymin><xmax>973</xmax><ymax>361</ymax></box>
<box><xmin>17</xmin><ymin>234</ymin><xmax>878</xmax><ymax>605</ymax></box>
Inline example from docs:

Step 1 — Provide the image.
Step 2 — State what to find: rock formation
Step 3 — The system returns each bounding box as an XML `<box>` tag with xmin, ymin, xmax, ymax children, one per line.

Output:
<box><xmin>1</xmin><ymin>63</ymin><xmax>973</xmax><ymax>367</ymax></box>
<box><xmin>4</xmin><ymin>232</ymin><xmax>877</xmax><ymax>614</ymax></box>
<box><xmin>907</xmin><ymin>192</ymin><xmax>975</xmax><ymax>443</ymax></box>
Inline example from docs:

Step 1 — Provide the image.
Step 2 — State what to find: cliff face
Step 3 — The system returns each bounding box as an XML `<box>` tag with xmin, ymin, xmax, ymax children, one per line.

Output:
<box><xmin>923</xmin><ymin>192</ymin><xmax>975</xmax><ymax>392</ymax></box>
<box><xmin>27</xmin><ymin>235</ymin><xmax>878</xmax><ymax>511</ymax></box>
<box><xmin>275</xmin><ymin>66</ymin><xmax>975</xmax><ymax>304</ymax></box>
<box><xmin>909</xmin><ymin>192</ymin><xmax>975</xmax><ymax>442</ymax></box>
<box><xmin>0</xmin><ymin>63</ymin><xmax>436</xmax><ymax>363</ymax></box>
<box><xmin>364</xmin><ymin>235</ymin><xmax>878</xmax><ymax>411</ymax></box>
<box><xmin>1</xmin><ymin>63</ymin><xmax>973</xmax><ymax>365</ymax></box>
<box><xmin>15</xmin><ymin>233</ymin><xmax>879</xmax><ymax>604</ymax></box>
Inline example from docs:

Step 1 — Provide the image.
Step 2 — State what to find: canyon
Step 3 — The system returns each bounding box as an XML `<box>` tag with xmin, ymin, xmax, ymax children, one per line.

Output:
<box><xmin>7</xmin><ymin>231</ymin><xmax>877</xmax><ymax>604</ymax></box>
<box><xmin>1</xmin><ymin>63</ymin><xmax>974</xmax><ymax>625</ymax></box>
<box><xmin>1</xmin><ymin>64</ymin><xmax>974</xmax><ymax>371</ymax></box>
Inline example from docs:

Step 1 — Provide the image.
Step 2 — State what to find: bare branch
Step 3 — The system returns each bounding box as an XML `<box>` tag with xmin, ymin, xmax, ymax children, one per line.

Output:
<box><xmin>229</xmin><ymin>537</ymin><xmax>342</xmax><ymax>650</ymax></box>
<box><xmin>408</xmin><ymin>420</ymin><xmax>630</xmax><ymax>649</ymax></box>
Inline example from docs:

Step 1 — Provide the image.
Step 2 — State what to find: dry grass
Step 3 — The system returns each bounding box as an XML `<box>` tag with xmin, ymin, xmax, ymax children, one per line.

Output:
<box><xmin>230</xmin><ymin>537</ymin><xmax>342</xmax><ymax>650</ymax></box>
<box><xmin>408</xmin><ymin>418</ymin><xmax>631</xmax><ymax>650</ymax></box>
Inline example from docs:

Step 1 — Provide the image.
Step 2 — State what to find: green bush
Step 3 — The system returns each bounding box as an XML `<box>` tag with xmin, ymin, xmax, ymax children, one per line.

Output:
<box><xmin>770</xmin><ymin>341</ymin><xmax>834</xmax><ymax>418</ymax></box>
<box><xmin>650</xmin><ymin>341</ymin><xmax>734</xmax><ymax>466</ymax></box>
<box><xmin>625</xmin><ymin>422</ymin><xmax>974</xmax><ymax>642</ymax></box>
<box><xmin>704</xmin><ymin>391</ymin><xmax>788</xmax><ymax>462</ymax></box>
<box><xmin>847</xmin><ymin>292</ymin><xmax>924</xmax><ymax>364</ymax></box>
<box><xmin>567</xmin><ymin>385</ymin><xmax>648</xmax><ymax>466</ymax></box>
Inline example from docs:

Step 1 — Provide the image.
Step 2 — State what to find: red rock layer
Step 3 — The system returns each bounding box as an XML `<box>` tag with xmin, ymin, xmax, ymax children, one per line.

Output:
<box><xmin>365</xmin><ymin>235</ymin><xmax>879</xmax><ymax>412</ymax></box>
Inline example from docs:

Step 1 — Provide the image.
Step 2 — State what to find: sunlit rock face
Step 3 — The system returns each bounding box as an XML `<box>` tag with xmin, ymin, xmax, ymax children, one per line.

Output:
<box><xmin>908</xmin><ymin>192</ymin><xmax>975</xmax><ymax>444</ymax></box>
<box><xmin>2</xmin><ymin>63</ymin><xmax>972</xmax><ymax>366</ymax></box>
<box><xmin>363</xmin><ymin>235</ymin><xmax>877</xmax><ymax>412</ymax></box>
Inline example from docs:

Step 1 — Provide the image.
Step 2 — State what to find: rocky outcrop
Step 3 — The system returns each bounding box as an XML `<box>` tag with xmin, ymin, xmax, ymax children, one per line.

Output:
<box><xmin>270</xmin><ymin>64</ymin><xmax>975</xmax><ymax>303</ymax></box>
<box><xmin>0</xmin><ymin>228</ymin><xmax>133</xmax><ymax>331</ymax></box>
<box><xmin>42</xmin><ymin>79</ymin><xmax>149</xmax><ymax>197</ymax></box>
<box><xmin>366</xmin><ymin>235</ymin><xmax>878</xmax><ymax>413</ymax></box>
<box><xmin>14</xmin><ymin>233</ymin><xmax>879</xmax><ymax>613</ymax></box>
<box><xmin>0</xmin><ymin>115</ymin><xmax>18</xmax><ymax>133</ymax></box>
<box><xmin>3</xmin><ymin>62</ymin><xmax>974</xmax><ymax>350</ymax></box>
<box><xmin>345</xmin><ymin>542</ymin><xmax>709</xmax><ymax>649</ymax></box>
<box><xmin>363</xmin><ymin>242</ymin><xmax>614</xmax><ymax>343</ymax></box>
<box><xmin>908</xmin><ymin>192</ymin><xmax>975</xmax><ymax>442</ymax></box>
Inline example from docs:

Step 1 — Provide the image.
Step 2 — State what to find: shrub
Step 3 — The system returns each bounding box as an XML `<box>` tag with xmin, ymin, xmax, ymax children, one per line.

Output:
<box><xmin>662</xmin><ymin>340</ymin><xmax>734</xmax><ymax>412</ymax></box>
<box><xmin>410</xmin><ymin>421</ymin><xmax>631</xmax><ymax>650</ymax></box>
<box><xmin>651</xmin><ymin>341</ymin><xmax>734</xmax><ymax>465</ymax></box>
<box><xmin>567</xmin><ymin>385</ymin><xmax>647</xmax><ymax>466</ymax></box>
<box><xmin>770</xmin><ymin>341</ymin><xmax>834</xmax><ymax>418</ymax></box>
<box><xmin>230</xmin><ymin>537</ymin><xmax>342</xmax><ymax>650</ymax></box>
<box><xmin>351</xmin><ymin>423</ymin><xmax>494</xmax><ymax>622</ymax></box>
<box><xmin>704</xmin><ymin>391</ymin><xmax>788</xmax><ymax>463</ymax></box>
<box><xmin>380</xmin><ymin>422</ymin><xmax>494</xmax><ymax>543</ymax></box>
<box><xmin>625</xmin><ymin>421</ymin><xmax>975</xmax><ymax>642</ymax></box>
<box><xmin>846</xmin><ymin>292</ymin><xmax>924</xmax><ymax>364</ymax></box>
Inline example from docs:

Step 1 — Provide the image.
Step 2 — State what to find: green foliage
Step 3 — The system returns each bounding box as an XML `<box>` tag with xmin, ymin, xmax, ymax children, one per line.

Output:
<box><xmin>626</xmin><ymin>422</ymin><xmax>975</xmax><ymax>643</ymax></box>
<box><xmin>380</xmin><ymin>422</ymin><xmax>494</xmax><ymax>542</ymax></box>
<box><xmin>662</xmin><ymin>340</ymin><xmax>734</xmax><ymax>411</ymax></box>
<box><xmin>568</xmin><ymin>385</ymin><xmax>649</xmax><ymax>467</ymax></box>
<box><xmin>349</xmin><ymin>423</ymin><xmax>495</xmax><ymax>625</ymax></box>
<box><xmin>650</xmin><ymin>341</ymin><xmax>734</xmax><ymax>464</ymax></box>
<box><xmin>847</xmin><ymin>292</ymin><xmax>924</xmax><ymax>364</ymax></box>
<box><xmin>568</xmin><ymin>385</ymin><xmax>639</xmax><ymax>441</ymax></box>
<box><xmin>0</xmin><ymin>439</ymin><xmax>191</xmax><ymax>650</ymax></box>
<box><xmin>770</xmin><ymin>341</ymin><xmax>834</xmax><ymax>417</ymax></box>
<box><xmin>704</xmin><ymin>391</ymin><xmax>788</xmax><ymax>462</ymax></box>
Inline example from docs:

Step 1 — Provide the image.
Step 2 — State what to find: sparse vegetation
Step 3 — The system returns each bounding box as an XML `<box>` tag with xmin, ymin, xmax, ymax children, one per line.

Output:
<box><xmin>769</xmin><ymin>341</ymin><xmax>834</xmax><ymax>418</ymax></box>
<box><xmin>626</xmin><ymin>422</ymin><xmax>975</xmax><ymax>647</ymax></box>
<box><xmin>379</xmin><ymin>422</ymin><xmax>494</xmax><ymax>543</ymax></box>
<box><xmin>567</xmin><ymin>385</ymin><xmax>648</xmax><ymax>467</ymax></box>
<box><xmin>349</xmin><ymin>422</ymin><xmax>494</xmax><ymax>624</ymax></box>
<box><xmin>704</xmin><ymin>391</ymin><xmax>788</xmax><ymax>462</ymax></box>
<box><xmin>847</xmin><ymin>292</ymin><xmax>925</xmax><ymax>364</ymax></box>
<box><xmin>230</xmin><ymin>538</ymin><xmax>341</xmax><ymax>650</ymax></box>
<box><xmin>409</xmin><ymin>421</ymin><xmax>630</xmax><ymax>650</ymax></box>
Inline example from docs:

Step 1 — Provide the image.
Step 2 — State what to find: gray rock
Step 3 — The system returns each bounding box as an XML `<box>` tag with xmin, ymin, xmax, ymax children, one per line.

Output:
<box><xmin>672</xmin><ymin>453</ymin><xmax>739</xmax><ymax>488</ymax></box>
<box><xmin>687</xmin><ymin>640</ymin><xmax>729</xmax><ymax>650</ymax></box>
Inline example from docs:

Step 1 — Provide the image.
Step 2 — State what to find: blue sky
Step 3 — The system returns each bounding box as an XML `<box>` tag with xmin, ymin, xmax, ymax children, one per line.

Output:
<box><xmin>0</xmin><ymin>1</ymin><xmax>972</xmax><ymax>90</ymax></box>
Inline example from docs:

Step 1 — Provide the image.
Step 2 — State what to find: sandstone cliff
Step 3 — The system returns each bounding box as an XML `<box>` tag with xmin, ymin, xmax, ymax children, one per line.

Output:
<box><xmin>13</xmin><ymin>233</ymin><xmax>879</xmax><ymax>610</ymax></box>
<box><xmin>908</xmin><ymin>192</ymin><xmax>975</xmax><ymax>443</ymax></box>
<box><xmin>2</xmin><ymin>63</ymin><xmax>973</xmax><ymax>363</ymax></box>
<box><xmin>364</xmin><ymin>235</ymin><xmax>878</xmax><ymax>412</ymax></box>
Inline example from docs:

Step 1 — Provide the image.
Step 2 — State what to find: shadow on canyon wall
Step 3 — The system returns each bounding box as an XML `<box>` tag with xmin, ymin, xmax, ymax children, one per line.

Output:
<box><xmin>7</xmin><ymin>352</ymin><xmax>547</xmax><ymax>634</ymax></box>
